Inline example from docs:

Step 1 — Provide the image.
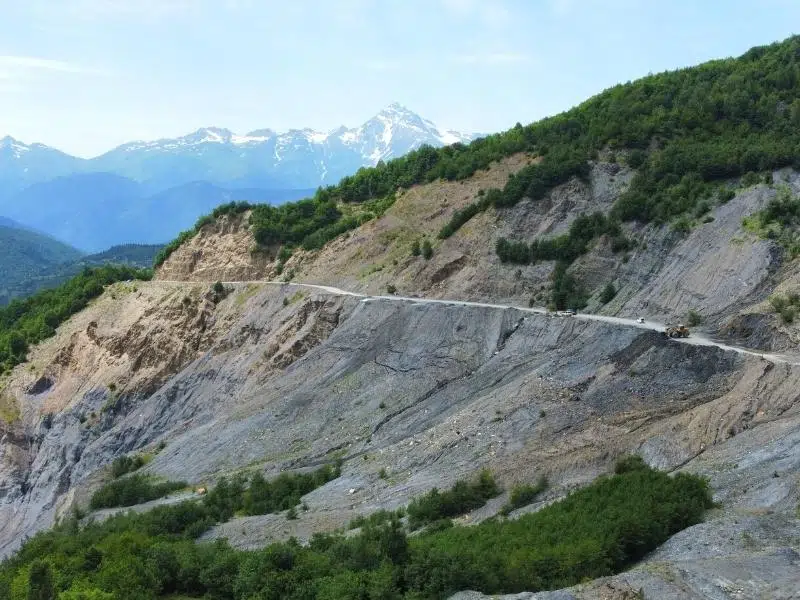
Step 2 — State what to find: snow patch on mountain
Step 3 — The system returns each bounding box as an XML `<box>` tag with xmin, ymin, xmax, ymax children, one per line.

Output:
<box><xmin>0</xmin><ymin>136</ymin><xmax>32</xmax><ymax>159</ymax></box>
<box><xmin>110</xmin><ymin>103</ymin><xmax>476</xmax><ymax>169</ymax></box>
<box><xmin>0</xmin><ymin>104</ymin><xmax>481</xmax><ymax>191</ymax></box>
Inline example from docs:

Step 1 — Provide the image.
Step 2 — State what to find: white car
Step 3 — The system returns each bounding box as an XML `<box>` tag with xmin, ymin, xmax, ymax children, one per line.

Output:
<box><xmin>636</xmin><ymin>317</ymin><xmax>645</xmax><ymax>324</ymax></box>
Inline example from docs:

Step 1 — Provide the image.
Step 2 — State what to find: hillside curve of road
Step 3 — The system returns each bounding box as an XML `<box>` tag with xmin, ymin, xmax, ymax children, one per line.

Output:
<box><xmin>157</xmin><ymin>279</ymin><xmax>800</xmax><ymax>367</ymax></box>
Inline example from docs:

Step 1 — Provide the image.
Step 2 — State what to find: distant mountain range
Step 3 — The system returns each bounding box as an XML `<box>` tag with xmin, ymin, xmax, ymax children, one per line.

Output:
<box><xmin>0</xmin><ymin>103</ymin><xmax>478</xmax><ymax>251</ymax></box>
<box><xmin>0</xmin><ymin>176</ymin><xmax>314</xmax><ymax>252</ymax></box>
<box><xmin>0</xmin><ymin>216</ymin><xmax>162</xmax><ymax>305</ymax></box>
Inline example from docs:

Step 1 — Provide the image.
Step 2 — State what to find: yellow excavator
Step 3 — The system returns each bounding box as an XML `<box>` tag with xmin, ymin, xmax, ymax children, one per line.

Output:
<box><xmin>665</xmin><ymin>324</ymin><xmax>690</xmax><ymax>338</ymax></box>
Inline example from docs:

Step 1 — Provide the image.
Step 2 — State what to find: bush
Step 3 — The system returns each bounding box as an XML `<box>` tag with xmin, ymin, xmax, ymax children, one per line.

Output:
<box><xmin>277</xmin><ymin>245</ymin><xmax>293</xmax><ymax>262</ymax></box>
<box><xmin>627</xmin><ymin>149</ymin><xmax>646</xmax><ymax>168</ymax></box>
<box><xmin>781</xmin><ymin>306</ymin><xmax>795</xmax><ymax>324</ymax></box>
<box><xmin>411</xmin><ymin>239</ymin><xmax>421</xmax><ymax>257</ymax></box>
<box><xmin>770</xmin><ymin>294</ymin><xmax>788</xmax><ymax>312</ymax></box>
<box><xmin>90</xmin><ymin>474</ymin><xmax>186</xmax><ymax>510</ymax></box>
<box><xmin>686</xmin><ymin>309</ymin><xmax>704</xmax><ymax>326</ymax></box>
<box><xmin>386</xmin><ymin>284</ymin><xmax>397</xmax><ymax>295</ymax></box>
<box><xmin>500</xmin><ymin>476</ymin><xmax>548</xmax><ymax>516</ymax></box>
<box><xmin>421</xmin><ymin>239</ymin><xmax>433</xmax><ymax>260</ymax></box>
<box><xmin>213</xmin><ymin>281</ymin><xmax>224</xmax><ymax>294</ymax></box>
<box><xmin>1</xmin><ymin>460</ymin><xmax>713</xmax><ymax>600</ymax></box>
<box><xmin>599</xmin><ymin>282</ymin><xmax>617</xmax><ymax>304</ymax></box>
<box><xmin>718</xmin><ymin>187</ymin><xmax>735</xmax><ymax>204</ymax></box>
<box><xmin>741</xmin><ymin>171</ymin><xmax>762</xmax><ymax>187</ymax></box>
<box><xmin>407</xmin><ymin>469</ymin><xmax>501</xmax><ymax>529</ymax></box>
<box><xmin>110</xmin><ymin>455</ymin><xmax>147</xmax><ymax>479</ymax></box>
<box><xmin>614</xmin><ymin>454</ymin><xmax>649</xmax><ymax>474</ymax></box>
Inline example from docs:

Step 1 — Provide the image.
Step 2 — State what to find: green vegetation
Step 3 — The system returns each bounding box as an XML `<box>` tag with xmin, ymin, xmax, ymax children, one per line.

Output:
<box><xmin>599</xmin><ymin>282</ymin><xmax>617</xmax><ymax>304</ymax></box>
<box><xmin>238</xmin><ymin>464</ymin><xmax>341</xmax><ymax>516</ymax></box>
<box><xmin>410</xmin><ymin>239</ymin><xmax>421</xmax><ymax>257</ymax></box>
<box><xmin>0</xmin><ymin>220</ymin><xmax>160</xmax><ymax>307</ymax></box>
<box><xmin>768</xmin><ymin>292</ymin><xmax>800</xmax><ymax>324</ymax></box>
<box><xmin>743</xmin><ymin>184</ymin><xmax>800</xmax><ymax>257</ymax></box>
<box><xmin>0</xmin><ymin>458</ymin><xmax>712</xmax><ymax>599</ymax></box>
<box><xmin>496</xmin><ymin>212</ymin><xmax>633</xmax><ymax>308</ymax></box>
<box><xmin>349</xmin><ymin>508</ymin><xmax>406</xmax><ymax>530</ymax></box>
<box><xmin>89</xmin><ymin>474</ymin><xmax>186</xmax><ymax>510</ymax></box>
<box><xmin>110</xmin><ymin>455</ymin><xmax>148</xmax><ymax>479</ymax></box>
<box><xmin>499</xmin><ymin>476</ymin><xmax>548</xmax><ymax>516</ymax></box>
<box><xmin>26</xmin><ymin>559</ymin><xmax>54</xmax><ymax>600</ymax></box>
<box><xmin>156</xmin><ymin>37</ymin><xmax>800</xmax><ymax>282</ymax></box>
<box><xmin>407</xmin><ymin>469</ymin><xmax>501</xmax><ymax>529</ymax></box>
<box><xmin>686</xmin><ymin>309</ymin><xmax>704</xmax><ymax>326</ymax></box>
<box><xmin>0</xmin><ymin>265</ymin><xmax>151</xmax><ymax>374</ymax></box>
<box><xmin>421</xmin><ymin>239</ymin><xmax>433</xmax><ymax>260</ymax></box>
<box><xmin>0</xmin><ymin>224</ymin><xmax>83</xmax><ymax>306</ymax></box>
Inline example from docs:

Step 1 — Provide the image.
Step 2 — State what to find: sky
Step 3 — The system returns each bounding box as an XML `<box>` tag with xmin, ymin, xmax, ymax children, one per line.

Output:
<box><xmin>0</xmin><ymin>0</ymin><xmax>798</xmax><ymax>158</ymax></box>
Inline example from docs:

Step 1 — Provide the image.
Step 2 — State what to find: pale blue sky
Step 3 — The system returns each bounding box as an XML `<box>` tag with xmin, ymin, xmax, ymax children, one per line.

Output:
<box><xmin>0</xmin><ymin>0</ymin><xmax>798</xmax><ymax>157</ymax></box>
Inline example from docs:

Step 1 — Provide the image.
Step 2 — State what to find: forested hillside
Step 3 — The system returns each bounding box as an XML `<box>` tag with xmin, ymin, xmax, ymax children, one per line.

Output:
<box><xmin>0</xmin><ymin>459</ymin><xmax>712</xmax><ymax>599</ymax></box>
<box><xmin>156</xmin><ymin>35</ymin><xmax>800</xmax><ymax>275</ymax></box>
<box><xmin>0</xmin><ymin>242</ymin><xmax>161</xmax><ymax>306</ymax></box>
<box><xmin>0</xmin><ymin>225</ymin><xmax>84</xmax><ymax>305</ymax></box>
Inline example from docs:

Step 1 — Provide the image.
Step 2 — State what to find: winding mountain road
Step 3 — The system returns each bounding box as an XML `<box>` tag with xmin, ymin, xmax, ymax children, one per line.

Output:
<box><xmin>161</xmin><ymin>279</ymin><xmax>800</xmax><ymax>367</ymax></box>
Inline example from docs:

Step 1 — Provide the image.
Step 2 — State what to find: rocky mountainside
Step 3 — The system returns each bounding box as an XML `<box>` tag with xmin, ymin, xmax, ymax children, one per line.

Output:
<box><xmin>2</xmin><ymin>38</ymin><xmax>800</xmax><ymax>599</ymax></box>
<box><xmin>1</xmin><ymin>155</ymin><xmax>799</xmax><ymax>597</ymax></box>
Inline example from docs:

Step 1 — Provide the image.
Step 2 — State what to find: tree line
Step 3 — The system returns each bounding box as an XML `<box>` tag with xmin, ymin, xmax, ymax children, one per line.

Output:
<box><xmin>154</xmin><ymin>37</ymin><xmax>800</xmax><ymax>307</ymax></box>
<box><xmin>0</xmin><ymin>265</ymin><xmax>152</xmax><ymax>374</ymax></box>
<box><xmin>0</xmin><ymin>457</ymin><xmax>712</xmax><ymax>599</ymax></box>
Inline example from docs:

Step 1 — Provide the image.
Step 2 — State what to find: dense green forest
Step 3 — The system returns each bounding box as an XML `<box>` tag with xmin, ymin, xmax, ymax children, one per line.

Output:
<box><xmin>0</xmin><ymin>265</ymin><xmax>151</xmax><ymax>373</ymax></box>
<box><xmin>155</xmin><ymin>36</ymin><xmax>800</xmax><ymax>283</ymax></box>
<box><xmin>0</xmin><ymin>241</ymin><xmax>161</xmax><ymax>306</ymax></box>
<box><xmin>0</xmin><ymin>225</ymin><xmax>83</xmax><ymax>306</ymax></box>
<box><xmin>0</xmin><ymin>457</ymin><xmax>712</xmax><ymax>599</ymax></box>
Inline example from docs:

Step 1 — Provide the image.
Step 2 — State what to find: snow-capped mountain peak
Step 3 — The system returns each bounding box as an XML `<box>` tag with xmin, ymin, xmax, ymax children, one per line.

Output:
<box><xmin>2</xmin><ymin>104</ymin><xmax>480</xmax><ymax>191</ymax></box>
<box><xmin>186</xmin><ymin>127</ymin><xmax>233</xmax><ymax>144</ymax></box>
<box><xmin>0</xmin><ymin>136</ymin><xmax>31</xmax><ymax>158</ymax></box>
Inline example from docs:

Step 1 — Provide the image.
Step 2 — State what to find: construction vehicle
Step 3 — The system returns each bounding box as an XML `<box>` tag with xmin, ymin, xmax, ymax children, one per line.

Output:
<box><xmin>665</xmin><ymin>324</ymin><xmax>690</xmax><ymax>338</ymax></box>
